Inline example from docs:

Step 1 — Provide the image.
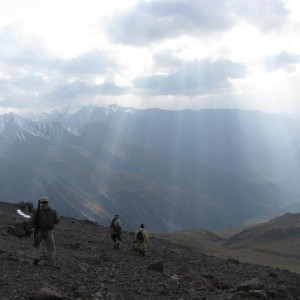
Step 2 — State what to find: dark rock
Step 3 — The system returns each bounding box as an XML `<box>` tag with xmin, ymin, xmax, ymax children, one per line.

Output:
<box><xmin>268</xmin><ymin>272</ymin><xmax>277</xmax><ymax>278</ymax></box>
<box><xmin>227</xmin><ymin>258</ymin><xmax>240</xmax><ymax>264</ymax></box>
<box><xmin>23</xmin><ymin>221</ymin><xmax>33</xmax><ymax>236</ymax></box>
<box><xmin>229</xmin><ymin>291</ymin><xmax>249</xmax><ymax>299</ymax></box>
<box><xmin>217</xmin><ymin>279</ymin><xmax>232</xmax><ymax>290</ymax></box>
<box><xmin>146</xmin><ymin>260</ymin><xmax>164</xmax><ymax>272</ymax></box>
<box><xmin>7</xmin><ymin>224</ymin><xmax>25</xmax><ymax>238</ymax></box>
<box><xmin>238</xmin><ymin>278</ymin><xmax>264</xmax><ymax>292</ymax></box>
<box><xmin>286</xmin><ymin>285</ymin><xmax>300</xmax><ymax>298</ymax></box>
<box><xmin>248</xmin><ymin>289</ymin><xmax>268</xmax><ymax>299</ymax></box>
<box><xmin>31</xmin><ymin>287</ymin><xmax>64</xmax><ymax>299</ymax></box>
<box><xmin>7</xmin><ymin>221</ymin><xmax>33</xmax><ymax>238</ymax></box>
<box><xmin>83</xmin><ymin>219</ymin><xmax>98</xmax><ymax>225</ymax></box>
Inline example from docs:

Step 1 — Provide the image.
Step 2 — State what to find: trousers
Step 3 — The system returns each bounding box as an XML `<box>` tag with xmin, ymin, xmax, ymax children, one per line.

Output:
<box><xmin>33</xmin><ymin>230</ymin><xmax>56</xmax><ymax>266</ymax></box>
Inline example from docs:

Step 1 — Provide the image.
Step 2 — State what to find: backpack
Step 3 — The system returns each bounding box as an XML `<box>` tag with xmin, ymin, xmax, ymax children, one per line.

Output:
<box><xmin>38</xmin><ymin>208</ymin><xmax>55</xmax><ymax>231</ymax></box>
<box><xmin>110</xmin><ymin>218</ymin><xmax>116</xmax><ymax>228</ymax></box>
<box><xmin>110</xmin><ymin>218</ymin><xmax>120</xmax><ymax>232</ymax></box>
<box><xmin>136</xmin><ymin>230</ymin><xmax>144</xmax><ymax>242</ymax></box>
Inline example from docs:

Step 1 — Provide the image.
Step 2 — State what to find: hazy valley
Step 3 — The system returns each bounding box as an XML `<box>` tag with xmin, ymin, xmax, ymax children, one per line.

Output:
<box><xmin>1</xmin><ymin>105</ymin><xmax>300</xmax><ymax>232</ymax></box>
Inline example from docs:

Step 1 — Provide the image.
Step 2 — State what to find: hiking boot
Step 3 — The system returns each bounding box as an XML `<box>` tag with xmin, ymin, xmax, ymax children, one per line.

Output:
<box><xmin>33</xmin><ymin>258</ymin><xmax>40</xmax><ymax>265</ymax></box>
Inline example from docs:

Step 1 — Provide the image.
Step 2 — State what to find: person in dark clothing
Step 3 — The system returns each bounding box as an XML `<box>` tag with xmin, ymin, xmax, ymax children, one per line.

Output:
<box><xmin>30</xmin><ymin>196</ymin><xmax>60</xmax><ymax>266</ymax></box>
<box><xmin>110</xmin><ymin>214</ymin><xmax>122</xmax><ymax>249</ymax></box>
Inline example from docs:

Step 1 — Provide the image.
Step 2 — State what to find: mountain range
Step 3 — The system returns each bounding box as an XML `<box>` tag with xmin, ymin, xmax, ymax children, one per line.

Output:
<box><xmin>1</xmin><ymin>104</ymin><xmax>300</xmax><ymax>232</ymax></box>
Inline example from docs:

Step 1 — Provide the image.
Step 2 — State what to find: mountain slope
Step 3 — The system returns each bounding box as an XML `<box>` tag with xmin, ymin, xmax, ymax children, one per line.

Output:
<box><xmin>0</xmin><ymin>127</ymin><xmax>294</xmax><ymax>232</ymax></box>
<box><xmin>1</xmin><ymin>106</ymin><xmax>300</xmax><ymax>232</ymax></box>
<box><xmin>157</xmin><ymin>212</ymin><xmax>300</xmax><ymax>272</ymax></box>
<box><xmin>2</xmin><ymin>201</ymin><xmax>300</xmax><ymax>300</ymax></box>
<box><xmin>225</xmin><ymin>212</ymin><xmax>300</xmax><ymax>258</ymax></box>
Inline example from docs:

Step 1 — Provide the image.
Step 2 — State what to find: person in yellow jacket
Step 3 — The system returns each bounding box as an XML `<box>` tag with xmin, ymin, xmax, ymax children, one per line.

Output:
<box><xmin>135</xmin><ymin>224</ymin><xmax>149</xmax><ymax>256</ymax></box>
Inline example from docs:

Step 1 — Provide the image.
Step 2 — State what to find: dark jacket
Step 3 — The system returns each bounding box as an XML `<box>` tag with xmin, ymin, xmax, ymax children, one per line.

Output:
<box><xmin>30</xmin><ymin>204</ymin><xmax>60</xmax><ymax>230</ymax></box>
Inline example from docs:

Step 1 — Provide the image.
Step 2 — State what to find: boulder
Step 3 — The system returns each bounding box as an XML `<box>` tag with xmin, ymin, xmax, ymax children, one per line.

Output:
<box><xmin>147</xmin><ymin>260</ymin><xmax>164</xmax><ymax>272</ymax></box>
<box><xmin>238</xmin><ymin>278</ymin><xmax>264</xmax><ymax>292</ymax></box>
<box><xmin>7</xmin><ymin>221</ymin><xmax>33</xmax><ymax>238</ymax></box>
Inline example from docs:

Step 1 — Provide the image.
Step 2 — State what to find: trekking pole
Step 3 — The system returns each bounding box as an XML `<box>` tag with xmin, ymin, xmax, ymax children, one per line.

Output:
<box><xmin>33</xmin><ymin>200</ymin><xmax>40</xmax><ymax>246</ymax></box>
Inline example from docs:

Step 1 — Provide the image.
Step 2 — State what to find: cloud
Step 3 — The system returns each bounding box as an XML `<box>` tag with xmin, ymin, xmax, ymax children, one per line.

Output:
<box><xmin>105</xmin><ymin>0</ymin><xmax>236</xmax><ymax>45</ymax></box>
<box><xmin>233</xmin><ymin>0</ymin><xmax>289</xmax><ymax>31</ymax></box>
<box><xmin>0</xmin><ymin>0</ymin><xmax>297</xmax><ymax>115</ymax></box>
<box><xmin>265</xmin><ymin>51</ymin><xmax>300</xmax><ymax>72</ymax></box>
<box><xmin>0</xmin><ymin>24</ymin><xmax>126</xmax><ymax>111</ymax></box>
<box><xmin>105</xmin><ymin>0</ymin><xmax>289</xmax><ymax>46</ymax></box>
<box><xmin>0</xmin><ymin>25</ymin><xmax>117</xmax><ymax>76</ymax></box>
<box><xmin>0</xmin><ymin>25</ymin><xmax>53</xmax><ymax>68</ymax></box>
<box><xmin>0</xmin><ymin>73</ymin><xmax>45</xmax><ymax>108</ymax></box>
<box><xmin>56</xmin><ymin>50</ymin><xmax>117</xmax><ymax>75</ymax></box>
<box><xmin>133</xmin><ymin>58</ymin><xmax>246</xmax><ymax>96</ymax></box>
<box><xmin>43</xmin><ymin>81</ymin><xmax>128</xmax><ymax>103</ymax></box>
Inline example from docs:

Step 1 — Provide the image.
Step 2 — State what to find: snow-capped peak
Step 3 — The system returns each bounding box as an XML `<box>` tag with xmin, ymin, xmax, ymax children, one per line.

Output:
<box><xmin>108</xmin><ymin>104</ymin><xmax>122</xmax><ymax>113</ymax></box>
<box><xmin>0</xmin><ymin>112</ymin><xmax>79</xmax><ymax>141</ymax></box>
<box><xmin>124</xmin><ymin>108</ymin><xmax>134</xmax><ymax>114</ymax></box>
<box><xmin>0</xmin><ymin>113</ymin><xmax>27</xmax><ymax>133</ymax></box>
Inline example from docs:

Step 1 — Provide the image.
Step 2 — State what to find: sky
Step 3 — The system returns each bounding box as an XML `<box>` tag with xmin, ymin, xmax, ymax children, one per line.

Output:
<box><xmin>0</xmin><ymin>0</ymin><xmax>300</xmax><ymax>116</ymax></box>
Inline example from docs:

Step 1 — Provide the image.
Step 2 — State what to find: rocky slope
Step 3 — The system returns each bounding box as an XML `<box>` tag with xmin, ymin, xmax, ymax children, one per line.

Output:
<box><xmin>1</xmin><ymin>201</ymin><xmax>300</xmax><ymax>299</ymax></box>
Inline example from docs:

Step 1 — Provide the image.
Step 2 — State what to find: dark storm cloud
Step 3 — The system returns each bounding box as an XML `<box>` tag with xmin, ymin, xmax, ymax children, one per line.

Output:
<box><xmin>265</xmin><ymin>52</ymin><xmax>300</xmax><ymax>72</ymax></box>
<box><xmin>133</xmin><ymin>58</ymin><xmax>246</xmax><ymax>96</ymax></box>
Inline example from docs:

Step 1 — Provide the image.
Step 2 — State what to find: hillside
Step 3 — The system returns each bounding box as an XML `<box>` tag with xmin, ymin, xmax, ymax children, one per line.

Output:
<box><xmin>1</xmin><ymin>201</ymin><xmax>300</xmax><ymax>299</ymax></box>
<box><xmin>156</xmin><ymin>212</ymin><xmax>300</xmax><ymax>273</ymax></box>
<box><xmin>225</xmin><ymin>213</ymin><xmax>300</xmax><ymax>260</ymax></box>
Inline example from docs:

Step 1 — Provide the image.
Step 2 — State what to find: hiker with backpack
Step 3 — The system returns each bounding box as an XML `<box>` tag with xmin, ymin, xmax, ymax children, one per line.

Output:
<box><xmin>30</xmin><ymin>196</ymin><xmax>60</xmax><ymax>266</ymax></box>
<box><xmin>110</xmin><ymin>214</ymin><xmax>122</xmax><ymax>249</ymax></box>
<box><xmin>135</xmin><ymin>224</ymin><xmax>149</xmax><ymax>256</ymax></box>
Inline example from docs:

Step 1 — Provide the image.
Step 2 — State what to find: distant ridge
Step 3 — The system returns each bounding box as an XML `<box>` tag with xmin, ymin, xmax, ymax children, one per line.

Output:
<box><xmin>156</xmin><ymin>211</ymin><xmax>300</xmax><ymax>272</ymax></box>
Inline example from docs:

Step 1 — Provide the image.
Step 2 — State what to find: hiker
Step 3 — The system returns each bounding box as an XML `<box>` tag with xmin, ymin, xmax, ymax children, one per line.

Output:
<box><xmin>110</xmin><ymin>214</ymin><xmax>122</xmax><ymax>249</ymax></box>
<box><xmin>30</xmin><ymin>196</ymin><xmax>60</xmax><ymax>266</ymax></box>
<box><xmin>135</xmin><ymin>224</ymin><xmax>149</xmax><ymax>256</ymax></box>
